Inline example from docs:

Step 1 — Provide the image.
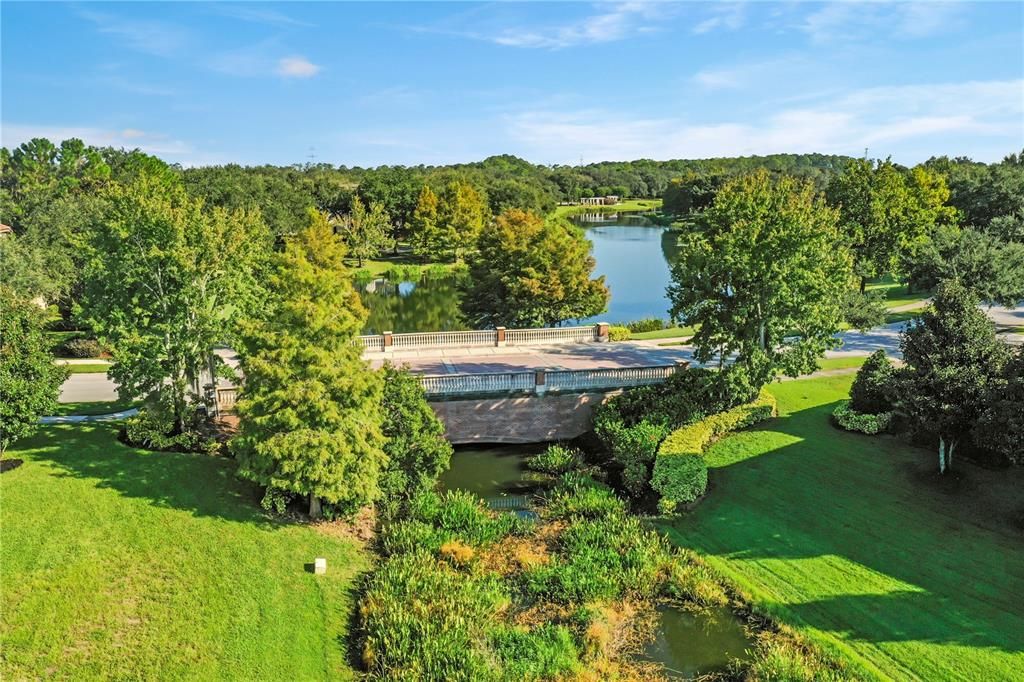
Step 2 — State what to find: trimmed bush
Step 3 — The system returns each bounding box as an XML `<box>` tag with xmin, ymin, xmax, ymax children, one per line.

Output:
<box><xmin>849</xmin><ymin>349</ymin><xmax>895</xmax><ymax>414</ymax></box>
<box><xmin>594</xmin><ymin>418</ymin><xmax>668</xmax><ymax>497</ymax></box>
<box><xmin>653</xmin><ymin>390</ymin><xmax>777</xmax><ymax>512</ymax></box>
<box><xmin>526</xmin><ymin>444</ymin><xmax>582</xmax><ymax>475</ymax></box>
<box><xmin>607</xmin><ymin>325</ymin><xmax>632</xmax><ymax>341</ymax></box>
<box><xmin>59</xmin><ymin>337</ymin><xmax>105</xmax><ymax>358</ymax></box>
<box><xmin>831</xmin><ymin>402</ymin><xmax>893</xmax><ymax>435</ymax></box>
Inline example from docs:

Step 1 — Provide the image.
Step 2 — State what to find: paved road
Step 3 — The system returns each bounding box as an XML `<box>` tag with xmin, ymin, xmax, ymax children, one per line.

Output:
<box><xmin>57</xmin><ymin>307</ymin><xmax>1021</xmax><ymax>403</ymax></box>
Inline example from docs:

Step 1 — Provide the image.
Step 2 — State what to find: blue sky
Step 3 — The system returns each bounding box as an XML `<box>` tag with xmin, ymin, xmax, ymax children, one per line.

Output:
<box><xmin>2</xmin><ymin>2</ymin><xmax>1022</xmax><ymax>167</ymax></box>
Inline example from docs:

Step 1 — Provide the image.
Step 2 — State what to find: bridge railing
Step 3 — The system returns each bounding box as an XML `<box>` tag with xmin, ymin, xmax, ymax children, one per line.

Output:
<box><xmin>420</xmin><ymin>363</ymin><xmax>686</xmax><ymax>397</ymax></box>
<box><xmin>359</xmin><ymin>323</ymin><xmax>610</xmax><ymax>352</ymax></box>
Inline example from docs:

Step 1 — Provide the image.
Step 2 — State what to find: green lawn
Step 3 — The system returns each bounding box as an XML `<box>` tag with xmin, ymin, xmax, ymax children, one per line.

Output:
<box><xmin>1</xmin><ymin>426</ymin><xmax>367</xmax><ymax>680</ymax></box>
<box><xmin>631</xmin><ymin>325</ymin><xmax>696</xmax><ymax>340</ymax></box>
<box><xmin>550</xmin><ymin>198</ymin><xmax>663</xmax><ymax>219</ymax></box>
<box><xmin>62</xmin><ymin>363</ymin><xmax>111</xmax><ymax>374</ymax></box>
<box><xmin>661</xmin><ymin>375</ymin><xmax>1024</xmax><ymax>680</ymax></box>
<box><xmin>811</xmin><ymin>356</ymin><xmax>869</xmax><ymax>372</ymax></box>
<box><xmin>866</xmin><ymin>276</ymin><xmax>931</xmax><ymax>310</ymax></box>
<box><xmin>50</xmin><ymin>399</ymin><xmax>140</xmax><ymax>416</ymax></box>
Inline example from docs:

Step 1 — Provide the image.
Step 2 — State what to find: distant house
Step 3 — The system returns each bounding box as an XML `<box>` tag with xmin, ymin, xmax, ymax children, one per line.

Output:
<box><xmin>0</xmin><ymin>223</ymin><xmax>12</xmax><ymax>236</ymax></box>
<box><xmin>578</xmin><ymin>196</ymin><xmax>620</xmax><ymax>206</ymax></box>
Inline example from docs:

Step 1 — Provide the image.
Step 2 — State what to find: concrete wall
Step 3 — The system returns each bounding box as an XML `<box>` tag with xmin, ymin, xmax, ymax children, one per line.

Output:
<box><xmin>429</xmin><ymin>391</ymin><xmax>621</xmax><ymax>444</ymax></box>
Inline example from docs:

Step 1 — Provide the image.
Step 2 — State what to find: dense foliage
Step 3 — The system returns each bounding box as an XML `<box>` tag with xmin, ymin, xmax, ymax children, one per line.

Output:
<box><xmin>378</xmin><ymin>364</ymin><xmax>453</xmax><ymax>519</ymax></box>
<box><xmin>231</xmin><ymin>210</ymin><xmax>386</xmax><ymax>517</ymax></box>
<box><xmin>895</xmin><ymin>280</ymin><xmax>1009</xmax><ymax>473</ymax></box>
<box><xmin>976</xmin><ymin>346</ymin><xmax>1024</xmax><ymax>465</ymax></box>
<box><xmin>0</xmin><ymin>290</ymin><xmax>68</xmax><ymax>451</ymax></box>
<box><xmin>462</xmin><ymin>209</ymin><xmax>608</xmax><ymax>327</ymax></box>
<box><xmin>669</xmin><ymin>171</ymin><xmax>851</xmax><ymax>388</ymax></box>
<box><xmin>848</xmin><ymin>350</ymin><xmax>896</xmax><ymax>414</ymax></box>
<box><xmin>831</xmin><ymin>402</ymin><xmax>894</xmax><ymax>435</ymax></box>
<box><xmin>525</xmin><ymin>444</ymin><xmax>582</xmax><ymax>475</ymax></box>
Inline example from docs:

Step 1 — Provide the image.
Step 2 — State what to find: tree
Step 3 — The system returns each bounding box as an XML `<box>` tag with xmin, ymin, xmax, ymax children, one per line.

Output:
<box><xmin>462</xmin><ymin>209</ymin><xmax>609</xmax><ymax>328</ymax></box>
<box><xmin>849</xmin><ymin>349</ymin><xmax>895</xmax><ymax>414</ymax></box>
<box><xmin>335</xmin><ymin>195</ymin><xmax>393</xmax><ymax>266</ymax></box>
<box><xmin>0</xmin><ymin>289</ymin><xmax>68</xmax><ymax>453</ymax></box>
<box><xmin>408</xmin><ymin>185</ymin><xmax>440</xmax><ymax>260</ymax></box>
<box><xmin>896</xmin><ymin>280</ymin><xmax>1010</xmax><ymax>473</ymax></box>
<box><xmin>436</xmin><ymin>180</ymin><xmax>489</xmax><ymax>261</ymax></box>
<box><xmin>976</xmin><ymin>346</ymin><xmax>1024</xmax><ymax>465</ymax></box>
<box><xmin>668</xmin><ymin>171</ymin><xmax>851</xmax><ymax>388</ymax></box>
<box><xmin>378</xmin><ymin>363</ymin><xmax>452</xmax><ymax>518</ymax></box>
<box><xmin>231</xmin><ymin>210</ymin><xmax>386</xmax><ymax>518</ymax></box>
<box><xmin>903</xmin><ymin>226</ymin><xmax>1024</xmax><ymax>306</ymax></box>
<box><xmin>826</xmin><ymin>159</ymin><xmax>953</xmax><ymax>291</ymax></box>
<box><xmin>662</xmin><ymin>172</ymin><xmax>725</xmax><ymax>216</ymax></box>
<box><xmin>79</xmin><ymin>175</ymin><xmax>271</xmax><ymax>432</ymax></box>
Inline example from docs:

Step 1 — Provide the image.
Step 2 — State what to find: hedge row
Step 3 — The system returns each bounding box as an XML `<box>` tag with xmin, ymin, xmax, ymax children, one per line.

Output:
<box><xmin>831</xmin><ymin>401</ymin><xmax>894</xmax><ymax>435</ymax></box>
<box><xmin>652</xmin><ymin>389</ymin><xmax>777</xmax><ymax>513</ymax></box>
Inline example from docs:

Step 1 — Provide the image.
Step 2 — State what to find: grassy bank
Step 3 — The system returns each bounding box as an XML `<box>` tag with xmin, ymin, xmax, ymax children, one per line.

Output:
<box><xmin>551</xmin><ymin>198</ymin><xmax>663</xmax><ymax>219</ymax></box>
<box><xmin>1</xmin><ymin>426</ymin><xmax>368</xmax><ymax>680</ymax></box>
<box><xmin>661</xmin><ymin>374</ymin><xmax>1024</xmax><ymax>680</ymax></box>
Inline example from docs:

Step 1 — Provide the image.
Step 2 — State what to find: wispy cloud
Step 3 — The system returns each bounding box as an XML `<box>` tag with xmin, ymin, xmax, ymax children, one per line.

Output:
<box><xmin>1</xmin><ymin>123</ymin><xmax>191</xmax><ymax>156</ymax></box>
<box><xmin>211</xmin><ymin>5</ymin><xmax>313</xmax><ymax>28</ymax></box>
<box><xmin>275</xmin><ymin>56</ymin><xmax>321</xmax><ymax>78</ymax></box>
<box><xmin>416</xmin><ymin>1</ymin><xmax>670</xmax><ymax>49</ymax></box>
<box><xmin>691</xmin><ymin>56</ymin><xmax>808</xmax><ymax>90</ymax></box>
<box><xmin>801</xmin><ymin>1</ymin><xmax>964</xmax><ymax>44</ymax></box>
<box><xmin>691</xmin><ymin>3</ymin><xmax>745</xmax><ymax>35</ymax></box>
<box><xmin>78</xmin><ymin>10</ymin><xmax>190</xmax><ymax>57</ymax></box>
<box><xmin>506</xmin><ymin>79</ymin><xmax>1024</xmax><ymax>163</ymax></box>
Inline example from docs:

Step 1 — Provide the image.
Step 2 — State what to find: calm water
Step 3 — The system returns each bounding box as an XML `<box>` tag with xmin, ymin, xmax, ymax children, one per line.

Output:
<box><xmin>438</xmin><ymin>444</ymin><xmax>548</xmax><ymax>510</ymax></box>
<box><xmin>358</xmin><ymin>211</ymin><xmax>677</xmax><ymax>333</ymax></box>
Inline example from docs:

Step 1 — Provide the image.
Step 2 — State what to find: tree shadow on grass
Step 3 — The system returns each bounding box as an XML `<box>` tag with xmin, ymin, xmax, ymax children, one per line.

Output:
<box><xmin>663</xmin><ymin>393</ymin><xmax>1024</xmax><ymax>657</ymax></box>
<box><xmin>15</xmin><ymin>424</ymin><xmax>287</xmax><ymax>528</ymax></box>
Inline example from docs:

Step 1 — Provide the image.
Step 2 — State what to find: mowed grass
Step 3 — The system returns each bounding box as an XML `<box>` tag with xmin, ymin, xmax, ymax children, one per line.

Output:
<box><xmin>1</xmin><ymin>425</ymin><xmax>368</xmax><ymax>680</ymax></box>
<box><xmin>49</xmin><ymin>399</ymin><xmax>140</xmax><ymax>416</ymax></box>
<box><xmin>866</xmin><ymin>276</ymin><xmax>931</xmax><ymax>310</ymax></box>
<box><xmin>62</xmin><ymin>363</ymin><xmax>111</xmax><ymax>374</ymax></box>
<box><xmin>661</xmin><ymin>375</ymin><xmax>1024</xmax><ymax>680</ymax></box>
<box><xmin>550</xmin><ymin>197</ymin><xmax>663</xmax><ymax>219</ymax></box>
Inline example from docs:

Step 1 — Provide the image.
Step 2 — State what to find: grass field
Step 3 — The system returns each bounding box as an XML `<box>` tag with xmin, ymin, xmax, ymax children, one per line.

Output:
<box><xmin>551</xmin><ymin>198</ymin><xmax>663</xmax><ymax>219</ymax></box>
<box><xmin>49</xmin><ymin>399</ymin><xmax>140</xmax><ymax>416</ymax></box>
<box><xmin>61</xmin><ymin>363</ymin><xmax>111</xmax><ymax>374</ymax></box>
<box><xmin>662</xmin><ymin>375</ymin><xmax>1024</xmax><ymax>680</ymax></box>
<box><xmin>631</xmin><ymin>324</ymin><xmax>696</xmax><ymax>340</ymax></box>
<box><xmin>811</xmin><ymin>356</ymin><xmax>869</xmax><ymax>372</ymax></box>
<box><xmin>866</xmin><ymin>276</ymin><xmax>931</xmax><ymax>310</ymax></box>
<box><xmin>1</xmin><ymin>426</ymin><xmax>367</xmax><ymax>680</ymax></box>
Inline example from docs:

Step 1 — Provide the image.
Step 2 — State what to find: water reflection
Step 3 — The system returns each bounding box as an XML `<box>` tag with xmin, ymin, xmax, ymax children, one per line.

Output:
<box><xmin>358</xmin><ymin>211</ymin><xmax>679</xmax><ymax>333</ymax></box>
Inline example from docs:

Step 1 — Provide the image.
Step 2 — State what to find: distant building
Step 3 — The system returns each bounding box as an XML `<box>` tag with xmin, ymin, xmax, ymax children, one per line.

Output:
<box><xmin>578</xmin><ymin>196</ymin><xmax>620</xmax><ymax>206</ymax></box>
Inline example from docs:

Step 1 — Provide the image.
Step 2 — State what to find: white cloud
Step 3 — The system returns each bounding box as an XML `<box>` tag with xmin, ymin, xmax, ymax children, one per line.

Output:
<box><xmin>801</xmin><ymin>1</ymin><xmax>964</xmax><ymax>44</ymax></box>
<box><xmin>424</xmin><ymin>1</ymin><xmax>670</xmax><ymax>49</ymax></box>
<box><xmin>691</xmin><ymin>3</ymin><xmax>745</xmax><ymax>35</ymax></box>
<box><xmin>212</xmin><ymin>6</ymin><xmax>313</xmax><ymax>28</ymax></box>
<box><xmin>79</xmin><ymin>10</ymin><xmax>190</xmax><ymax>57</ymax></box>
<box><xmin>275</xmin><ymin>56</ymin><xmax>321</xmax><ymax>78</ymax></box>
<box><xmin>0</xmin><ymin>123</ymin><xmax>201</xmax><ymax>161</ymax></box>
<box><xmin>505</xmin><ymin>79</ymin><xmax>1024</xmax><ymax>163</ymax></box>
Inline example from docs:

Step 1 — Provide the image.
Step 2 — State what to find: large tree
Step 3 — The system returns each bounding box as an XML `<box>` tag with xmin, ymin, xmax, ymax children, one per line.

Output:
<box><xmin>377</xmin><ymin>363</ymin><xmax>452</xmax><ymax>518</ymax></box>
<box><xmin>335</xmin><ymin>195</ymin><xmax>393</xmax><ymax>267</ymax></box>
<box><xmin>0</xmin><ymin>289</ymin><xmax>68</xmax><ymax>453</ymax></box>
<box><xmin>231</xmin><ymin>210</ymin><xmax>387</xmax><ymax>518</ymax></box>
<box><xmin>408</xmin><ymin>185</ymin><xmax>440</xmax><ymax>260</ymax></box>
<box><xmin>462</xmin><ymin>209</ymin><xmax>608</xmax><ymax>328</ymax></box>
<box><xmin>79</xmin><ymin>174</ymin><xmax>271</xmax><ymax>432</ymax></box>
<box><xmin>896</xmin><ymin>280</ymin><xmax>1010</xmax><ymax>474</ymax></box>
<box><xmin>826</xmin><ymin>158</ymin><xmax>954</xmax><ymax>291</ymax></box>
<box><xmin>668</xmin><ymin>170</ymin><xmax>851</xmax><ymax>387</ymax></box>
<box><xmin>436</xmin><ymin>179</ymin><xmax>489</xmax><ymax>261</ymax></box>
<box><xmin>976</xmin><ymin>346</ymin><xmax>1024</xmax><ymax>465</ymax></box>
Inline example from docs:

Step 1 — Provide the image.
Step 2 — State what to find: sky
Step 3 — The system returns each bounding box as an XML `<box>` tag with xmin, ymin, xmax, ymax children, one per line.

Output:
<box><xmin>2</xmin><ymin>1</ymin><xmax>1022</xmax><ymax>168</ymax></box>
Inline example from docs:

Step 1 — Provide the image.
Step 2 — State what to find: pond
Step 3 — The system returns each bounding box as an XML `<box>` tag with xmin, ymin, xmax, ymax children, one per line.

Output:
<box><xmin>440</xmin><ymin>444</ymin><xmax>756</xmax><ymax>677</ymax></box>
<box><xmin>358</xmin><ymin>211</ymin><xmax>678</xmax><ymax>333</ymax></box>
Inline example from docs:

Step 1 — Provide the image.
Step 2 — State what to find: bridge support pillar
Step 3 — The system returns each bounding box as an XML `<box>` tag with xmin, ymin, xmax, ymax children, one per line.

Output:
<box><xmin>383</xmin><ymin>331</ymin><xmax>393</xmax><ymax>351</ymax></box>
<box><xmin>596</xmin><ymin>322</ymin><xmax>609</xmax><ymax>342</ymax></box>
<box><xmin>496</xmin><ymin>326</ymin><xmax>506</xmax><ymax>347</ymax></box>
<box><xmin>534</xmin><ymin>369</ymin><xmax>547</xmax><ymax>395</ymax></box>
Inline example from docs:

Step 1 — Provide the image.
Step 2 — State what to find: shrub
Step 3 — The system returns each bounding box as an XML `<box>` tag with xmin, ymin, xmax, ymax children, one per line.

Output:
<box><xmin>831</xmin><ymin>402</ymin><xmax>894</xmax><ymax>435</ymax></box>
<box><xmin>653</xmin><ymin>390</ymin><xmax>777</xmax><ymax>512</ymax></box>
<box><xmin>526</xmin><ymin>444</ymin><xmax>582</xmax><ymax>475</ymax></box>
<box><xmin>545</xmin><ymin>475</ymin><xmax>625</xmax><ymax>520</ymax></box>
<box><xmin>490</xmin><ymin>625</ymin><xmax>580</xmax><ymax>680</ymax></box>
<box><xmin>407</xmin><ymin>490</ymin><xmax>524</xmax><ymax>547</ymax></box>
<box><xmin>123</xmin><ymin>402</ymin><xmax>218</xmax><ymax>455</ymax></box>
<box><xmin>59</xmin><ymin>337</ymin><xmax>105</xmax><ymax>358</ymax></box>
<box><xmin>849</xmin><ymin>349</ymin><xmax>895</xmax><ymax>414</ymax></box>
<box><xmin>379</xmin><ymin>519</ymin><xmax>451</xmax><ymax>556</ymax></box>
<box><xmin>594</xmin><ymin>418</ymin><xmax>668</xmax><ymax>497</ymax></box>
<box><xmin>624</xmin><ymin>318</ymin><xmax>666</xmax><ymax>333</ymax></box>
<box><xmin>607</xmin><ymin>325</ymin><xmax>632</xmax><ymax>341</ymax></box>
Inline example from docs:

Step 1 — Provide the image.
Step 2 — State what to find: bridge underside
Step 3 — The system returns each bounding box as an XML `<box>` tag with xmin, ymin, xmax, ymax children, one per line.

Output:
<box><xmin>428</xmin><ymin>390</ymin><xmax>621</xmax><ymax>445</ymax></box>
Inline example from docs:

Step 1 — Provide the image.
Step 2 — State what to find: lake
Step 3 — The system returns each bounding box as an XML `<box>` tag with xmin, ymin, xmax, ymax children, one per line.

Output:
<box><xmin>359</xmin><ymin>211</ymin><xmax>677</xmax><ymax>334</ymax></box>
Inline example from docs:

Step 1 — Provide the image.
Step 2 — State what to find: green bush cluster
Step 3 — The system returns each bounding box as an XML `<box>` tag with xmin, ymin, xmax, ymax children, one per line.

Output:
<box><xmin>849</xmin><ymin>349</ymin><xmax>896</xmax><ymax>414</ymax></box>
<box><xmin>624</xmin><ymin>317</ymin><xmax>667</xmax><ymax>333</ymax></box>
<box><xmin>544</xmin><ymin>475</ymin><xmax>624</xmax><ymax>520</ymax></box>
<box><xmin>122</xmin><ymin>403</ymin><xmax>219</xmax><ymax>455</ymax></box>
<box><xmin>607</xmin><ymin>325</ymin><xmax>632</xmax><ymax>341</ymax></box>
<box><xmin>59</xmin><ymin>337</ymin><xmax>105</xmax><ymax>358</ymax></box>
<box><xmin>406</xmin><ymin>490</ymin><xmax>526</xmax><ymax>546</ymax></box>
<box><xmin>593</xmin><ymin>418</ymin><xmax>668</xmax><ymax>497</ymax></box>
<box><xmin>831</xmin><ymin>402</ymin><xmax>894</xmax><ymax>435</ymax></box>
<box><xmin>652</xmin><ymin>390</ymin><xmax>777</xmax><ymax>513</ymax></box>
<box><xmin>525</xmin><ymin>444</ymin><xmax>582</xmax><ymax>475</ymax></box>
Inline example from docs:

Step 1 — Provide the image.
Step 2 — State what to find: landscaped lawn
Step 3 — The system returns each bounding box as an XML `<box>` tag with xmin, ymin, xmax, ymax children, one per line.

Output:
<box><xmin>866</xmin><ymin>276</ymin><xmax>931</xmax><ymax>310</ymax></box>
<box><xmin>550</xmin><ymin>197</ymin><xmax>663</xmax><ymax>219</ymax></box>
<box><xmin>631</xmin><ymin>324</ymin><xmax>696</xmax><ymax>340</ymax></box>
<box><xmin>49</xmin><ymin>399</ymin><xmax>141</xmax><ymax>416</ymax></box>
<box><xmin>1</xmin><ymin>425</ymin><xmax>368</xmax><ymax>680</ymax></box>
<box><xmin>662</xmin><ymin>375</ymin><xmax>1024</xmax><ymax>680</ymax></box>
<box><xmin>62</xmin><ymin>363</ymin><xmax>111</xmax><ymax>374</ymax></box>
<box><xmin>811</xmin><ymin>356</ymin><xmax>869</xmax><ymax>372</ymax></box>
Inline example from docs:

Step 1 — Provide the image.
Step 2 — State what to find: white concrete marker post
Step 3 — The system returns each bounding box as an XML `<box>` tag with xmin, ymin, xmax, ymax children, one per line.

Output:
<box><xmin>314</xmin><ymin>557</ymin><xmax>327</xmax><ymax>575</ymax></box>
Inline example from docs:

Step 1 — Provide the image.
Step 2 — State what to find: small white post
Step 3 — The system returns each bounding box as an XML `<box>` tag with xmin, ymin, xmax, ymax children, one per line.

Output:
<box><xmin>314</xmin><ymin>557</ymin><xmax>327</xmax><ymax>575</ymax></box>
